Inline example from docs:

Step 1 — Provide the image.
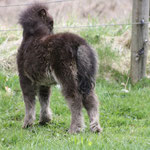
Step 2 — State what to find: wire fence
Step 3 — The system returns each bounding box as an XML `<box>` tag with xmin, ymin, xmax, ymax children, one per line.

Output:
<box><xmin>0</xmin><ymin>0</ymin><xmax>149</xmax><ymax>32</ymax></box>
<box><xmin>0</xmin><ymin>22</ymin><xmax>149</xmax><ymax>32</ymax></box>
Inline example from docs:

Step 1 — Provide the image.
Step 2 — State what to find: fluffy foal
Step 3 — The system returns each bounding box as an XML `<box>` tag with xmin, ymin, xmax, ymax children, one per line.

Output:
<box><xmin>17</xmin><ymin>4</ymin><xmax>102</xmax><ymax>133</ymax></box>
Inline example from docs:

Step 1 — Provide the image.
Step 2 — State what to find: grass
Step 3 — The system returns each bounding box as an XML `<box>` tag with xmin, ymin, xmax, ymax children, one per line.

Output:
<box><xmin>0</xmin><ymin>72</ymin><xmax>150</xmax><ymax>150</ymax></box>
<box><xmin>0</xmin><ymin>24</ymin><xmax>150</xmax><ymax>149</ymax></box>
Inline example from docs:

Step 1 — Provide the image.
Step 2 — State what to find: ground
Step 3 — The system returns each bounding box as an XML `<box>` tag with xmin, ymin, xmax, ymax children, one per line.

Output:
<box><xmin>0</xmin><ymin>72</ymin><xmax>150</xmax><ymax>150</ymax></box>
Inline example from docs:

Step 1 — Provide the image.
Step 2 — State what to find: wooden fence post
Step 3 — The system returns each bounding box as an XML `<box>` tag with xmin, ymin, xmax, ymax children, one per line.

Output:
<box><xmin>130</xmin><ymin>0</ymin><xmax>149</xmax><ymax>83</ymax></box>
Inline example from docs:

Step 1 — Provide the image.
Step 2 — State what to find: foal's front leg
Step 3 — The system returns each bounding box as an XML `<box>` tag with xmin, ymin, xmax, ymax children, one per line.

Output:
<box><xmin>19</xmin><ymin>76</ymin><xmax>36</xmax><ymax>128</ymax></box>
<box><xmin>38</xmin><ymin>86</ymin><xmax>52</xmax><ymax>125</ymax></box>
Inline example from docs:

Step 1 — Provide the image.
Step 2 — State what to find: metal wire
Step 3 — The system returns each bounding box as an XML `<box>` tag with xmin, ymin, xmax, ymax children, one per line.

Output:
<box><xmin>0</xmin><ymin>22</ymin><xmax>149</xmax><ymax>32</ymax></box>
<box><xmin>0</xmin><ymin>0</ymin><xmax>74</xmax><ymax>7</ymax></box>
<box><xmin>55</xmin><ymin>22</ymin><xmax>150</xmax><ymax>28</ymax></box>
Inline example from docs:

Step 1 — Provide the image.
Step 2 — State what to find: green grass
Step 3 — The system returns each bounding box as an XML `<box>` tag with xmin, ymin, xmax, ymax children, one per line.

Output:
<box><xmin>0</xmin><ymin>25</ymin><xmax>150</xmax><ymax>149</ymax></box>
<box><xmin>0</xmin><ymin>72</ymin><xmax>150</xmax><ymax>150</ymax></box>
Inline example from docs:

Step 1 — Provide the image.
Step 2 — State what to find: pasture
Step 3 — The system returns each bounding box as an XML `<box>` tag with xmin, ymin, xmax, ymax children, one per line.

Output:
<box><xmin>0</xmin><ymin>25</ymin><xmax>150</xmax><ymax>149</ymax></box>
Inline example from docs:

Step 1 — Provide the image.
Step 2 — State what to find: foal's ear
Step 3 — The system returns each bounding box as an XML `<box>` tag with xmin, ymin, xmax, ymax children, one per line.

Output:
<box><xmin>38</xmin><ymin>9</ymin><xmax>47</xmax><ymax>18</ymax></box>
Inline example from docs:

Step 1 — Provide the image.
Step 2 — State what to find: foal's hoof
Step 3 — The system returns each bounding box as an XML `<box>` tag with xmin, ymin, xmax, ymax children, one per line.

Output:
<box><xmin>92</xmin><ymin>126</ymin><xmax>103</xmax><ymax>133</ymax></box>
<box><xmin>68</xmin><ymin>125</ymin><xmax>85</xmax><ymax>134</ymax></box>
<box><xmin>39</xmin><ymin>113</ymin><xmax>52</xmax><ymax>125</ymax></box>
<box><xmin>39</xmin><ymin>118</ymin><xmax>51</xmax><ymax>125</ymax></box>
<box><xmin>68</xmin><ymin>128</ymin><xmax>81</xmax><ymax>134</ymax></box>
<box><xmin>90</xmin><ymin>122</ymin><xmax>102</xmax><ymax>133</ymax></box>
<box><xmin>22</xmin><ymin>120</ymin><xmax>34</xmax><ymax>128</ymax></box>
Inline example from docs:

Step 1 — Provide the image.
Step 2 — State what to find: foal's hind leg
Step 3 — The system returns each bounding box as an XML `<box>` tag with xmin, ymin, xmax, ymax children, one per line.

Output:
<box><xmin>19</xmin><ymin>76</ymin><xmax>36</xmax><ymax>128</ymax></box>
<box><xmin>38</xmin><ymin>86</ymin><xmax>52</xmax><ymax>125</ymax></box>
<box><xmin>83</xmin><ymin>90</ymin><xmax>102</xmax><ymax>133</ymax></box>
<box><xmin>64</xmin><ymin>90</ymin><xmax>84</xmax><ymax>133</ymax></box>
<box><xmin>52</xmin><ymin>64</ymin><xmax>84</xmax><ymax>133</ymax></box>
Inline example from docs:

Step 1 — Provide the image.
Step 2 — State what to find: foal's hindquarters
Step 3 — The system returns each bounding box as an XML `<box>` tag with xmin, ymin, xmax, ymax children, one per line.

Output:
<box><xmin>49</xmin><ymin>60</ymin><xmax>102</xmax><ymax>133</ymax></box>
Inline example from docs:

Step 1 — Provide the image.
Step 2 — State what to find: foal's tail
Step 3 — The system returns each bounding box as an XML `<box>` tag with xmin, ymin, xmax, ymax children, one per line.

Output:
<box><xmin>76</xmin><ymin>45</ymin><xmax>98</xmax><ymax>95</ymax></box>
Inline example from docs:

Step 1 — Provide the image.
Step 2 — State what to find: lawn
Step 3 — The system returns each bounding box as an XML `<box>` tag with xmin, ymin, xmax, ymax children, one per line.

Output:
<box><xmin>0</xmin><ymin>26</ymin><xmax>150</xmax><ymax>150</ymax></box>
<box><xmin>0</xmin><ymin>72</ymin><xmax>150</xmax><ymax>150</ymax></box>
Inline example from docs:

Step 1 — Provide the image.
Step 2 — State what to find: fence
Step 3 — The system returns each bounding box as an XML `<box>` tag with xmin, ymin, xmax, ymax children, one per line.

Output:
<box><xmin>0</xmin><ymin>0</ymin><xmax>149</xmax><ymax>83</ymax></box>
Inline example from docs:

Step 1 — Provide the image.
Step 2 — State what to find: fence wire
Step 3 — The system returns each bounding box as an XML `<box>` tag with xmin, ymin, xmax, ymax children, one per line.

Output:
<box><xmin>0</xmin><ymin>0</ymin><xmax>74</xmax><ymax>7</ymax></box>
<box><xmin>0</xmin><ymin>22</ymin><xmax>149</xmax><ymax>32</ymax></box>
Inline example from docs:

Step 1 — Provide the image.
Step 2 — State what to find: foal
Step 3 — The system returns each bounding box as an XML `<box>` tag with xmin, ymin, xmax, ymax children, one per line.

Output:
<box><xmin>17</xmin><ymin>3</ymin><xmax>102</xmax><ymax>133</ymax></box>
